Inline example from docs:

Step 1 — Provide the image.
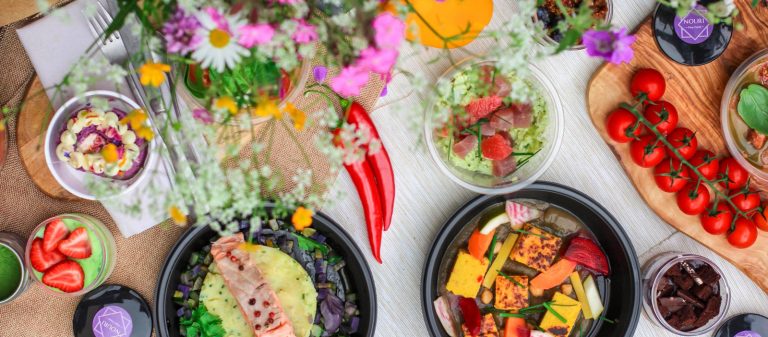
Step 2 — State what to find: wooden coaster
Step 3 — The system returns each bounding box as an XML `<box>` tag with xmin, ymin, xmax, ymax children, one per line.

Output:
<box><xmin>587</xmin><ymin>3</ymin><xmax>768</xmax><ymax>292</ymax></box>
<box><xmin>16</xmin><ymin>76</ymin><xmax>79</xmax><ymax>200</ymax></box>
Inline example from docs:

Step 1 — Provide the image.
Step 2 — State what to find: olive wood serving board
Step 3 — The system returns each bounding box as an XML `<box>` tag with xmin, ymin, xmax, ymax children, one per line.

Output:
<box><xmin>587</xmin><ymin>3</ymin><xmax>768</xmax><ymax>293</ymax></box>
<box><xmin>17</xmin><ymin>76</ymin><xmax>79</xmax><ymax>200</ymax></box>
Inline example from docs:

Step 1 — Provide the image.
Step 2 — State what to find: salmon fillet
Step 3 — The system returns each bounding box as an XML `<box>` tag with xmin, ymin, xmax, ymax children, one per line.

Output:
<box><xmin>211</xmin><ymin>234</ymin><xmax>296</xmax><ymax>337</ymax></box>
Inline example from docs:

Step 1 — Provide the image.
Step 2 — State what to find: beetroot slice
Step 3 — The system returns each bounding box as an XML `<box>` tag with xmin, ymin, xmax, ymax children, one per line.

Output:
<box><xmin>563</xmin><ymin>237</ymin><xmax>610</xmax><ymax>275</ymax></box>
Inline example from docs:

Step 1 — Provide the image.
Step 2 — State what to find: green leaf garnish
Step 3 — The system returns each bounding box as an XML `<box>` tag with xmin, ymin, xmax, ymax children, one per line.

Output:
<box><xmin>292</xmin><ymin>233</ymin><xmax>329</xmax><ymax>255</ymax></box>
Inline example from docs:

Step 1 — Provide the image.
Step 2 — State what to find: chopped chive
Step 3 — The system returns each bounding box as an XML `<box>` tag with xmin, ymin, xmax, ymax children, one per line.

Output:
<box><xmin>599</xmin><ymin>316</ymin><xmax>616</xmax><ymax>324</ymax></box>
<box><xmin>499</xmin><ymin>312</ymin><xmax>527</xmax><ymax>318</ymax></box>
<box><xmin>513</xmin><ymin>229</ymin><xmax>546</xmax><ymax>239</ymax></box>
<box><xmin>498</xmin><ymin>270</ymin><xmax>526</xmax><ymax>288</ymax></box>
<box><xmin>488</xmin><ymin>233</ymin><xmax>498</xmax><ymax>264</ymax></box>
<box><xmin>542</xmin><ymin>302</ymin><xmax>567</xmax><ymax>324</ymax></box>
<box><xmin>519</xmin><ymin>302</ymin><xmax>547</xmax><ymax>313</ymax></box>
<box><xmin>550</xmin><ymin>303</ymin><xmax>577</xmax><ymax>307</ymax></box>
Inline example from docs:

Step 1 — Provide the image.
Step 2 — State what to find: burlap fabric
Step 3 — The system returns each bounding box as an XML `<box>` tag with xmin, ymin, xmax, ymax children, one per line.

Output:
<box><xmin>0</xmin><ymin>5</ymin><xmax>383</xmax><ymax>336</ymax></box>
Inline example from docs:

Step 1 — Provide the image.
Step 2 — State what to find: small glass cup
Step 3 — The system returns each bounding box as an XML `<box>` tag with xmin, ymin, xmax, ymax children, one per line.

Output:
<box><xmin>642</xmin><ymin>252</ymin><xmax>730</xmax><ymax>336</ymax></box>
<box><xmin>25</xmin><ymin>214</ymin><xmax>116</xmax><ymax>296</ymax></box>
<box><xmin>0</xmin><ymin>232</ymin><xmax>30</xmax><ymax>305</ymax></box>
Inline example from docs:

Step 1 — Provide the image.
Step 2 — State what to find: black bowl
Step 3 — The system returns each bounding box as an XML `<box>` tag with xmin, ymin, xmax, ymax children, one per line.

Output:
<box><xmin>154</xmin><ymin>207</ymin><xmax>377</xmax><ymax>337</ymax></box>
<box><xmin>422</xmin><ymin>181</ymin><xmax>641</xmax><ymax>337</ymax></box>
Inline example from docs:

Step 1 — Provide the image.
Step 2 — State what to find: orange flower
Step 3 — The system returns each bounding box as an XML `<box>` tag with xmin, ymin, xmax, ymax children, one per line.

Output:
<box><xmin>283</xmin><ymin>102</ymin><xmax>306</xmax><ymax>131</ymax></box>
<box><xmin>169</xmin><ymin>206</ymin><xmax>187</xmax><ymax>226</ymax></box>
<box><xmin>101</xmin><ymin>144</ymin><xmax>119</xmax><ymax>163</ymax></box>
<box><xmin>292</xmin><ymin>206</ymin><xmax>313</xmax><ymax>231</ymax></box>
<box><xmin>139</xmin><ymin>62</ymin><xmax>171</xmax><ymax>87</ymax></box>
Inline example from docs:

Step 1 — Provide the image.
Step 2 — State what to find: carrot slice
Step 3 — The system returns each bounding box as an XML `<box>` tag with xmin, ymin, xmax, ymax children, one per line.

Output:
<box><xmin>530</xmin><ymin>259</ymin><xmax>577</xmax><ymax>290</ymax></box>
<box><xmin>467</xmin><ymin>228</ymin><xmax>495</xmax><ymax>261</ymax></box>
<box><xmin>503</xmin><ymin>317</ymin><xmax>529</xmax><ymax>337</ymax></box>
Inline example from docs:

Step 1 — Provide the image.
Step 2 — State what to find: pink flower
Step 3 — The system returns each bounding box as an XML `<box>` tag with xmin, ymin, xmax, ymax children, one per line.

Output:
<box><xmin>192</xmin><ymin>108</ymin><xmax>214</xmax><ymax>124</ymax></box>
<box><xmin>292</xmin><ymin>20</ymin><xmax>318</xmax><ymax>44</ymax></box>
<box><xmin>358</xmin><ymin>47</ymin><xmax>398</xmax><ymax>74</ymax></box>
<box><xmin>204</xmin><ymin>7</ymin><xmax>229</xmax><ymax>32</ymax></box>
<box><xmin>372</xmin><ymin>13</ymin><xmax>405</xmax><ymax>50</ymax></box>
<box><xmin>330</xmin><ymin>66</ymin><xmax>370</xmax><ymax>97</ymax></box>
<box><xmin>278</xmin><ymin>0</ymin><xmax>302</xmax><ymax>3</ymax></box>
<box><xmin>238</xmin><ymin>24</ymin><xmax>275</xmax><ymax>48</ymax></box>
<box><xmin>583</xmin><ymin>27</ymin><xmax>636</xmax><ymax>65</ymax></box>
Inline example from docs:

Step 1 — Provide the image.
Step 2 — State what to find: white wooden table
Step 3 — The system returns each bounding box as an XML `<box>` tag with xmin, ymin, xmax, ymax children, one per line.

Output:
<box><xmin>323</xmin><ymin>1</ymin><xmax>768</xmax><ymax>336</ymax></box>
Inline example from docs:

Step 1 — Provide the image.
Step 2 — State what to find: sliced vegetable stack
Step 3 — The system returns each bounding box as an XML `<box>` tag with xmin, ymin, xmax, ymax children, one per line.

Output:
<box><xmin>605</xmin><ymin>68</ymin><xmax>767</xmax><ymax>249</ymax></box>
<box><xmin>435</xmin><ymin>200</ymin><xmax>612</xmax><ymax>337</ymax></box>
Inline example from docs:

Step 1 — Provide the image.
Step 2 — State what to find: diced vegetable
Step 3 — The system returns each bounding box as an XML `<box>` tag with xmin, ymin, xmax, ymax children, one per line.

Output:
<box><xmin>482</xmin><ymin>234</ymin><xmax>518</xmax><ymax>288</ymax></box>
<box><xmin>539</xmin><ymin>292</ymin><xmax>581</xmax><ymax>337</ymax></box>
<box><xmin>468</xmin><ymin>229</ymin><xmax>496</xmax><ymax>261</ymax></box>
<box><xmin>583</xmin><ymin>275</ymin><xmax>604</xmax><ymax>319</ymax></box>
<box><xmin>563</xmin><ymin>237</ymin><xmax>610</xmax><ymax>276</ymax></box>
<box><xmin>511</xmin><ymin>225</ymin><xmax>562</xmax><ymax>273</ymax></box>
<box><xmin>446</xmin><ymin>250</ymin><xmax>489</xmax><ymax>298</ymax></box>
<box><xmin>480</xmin><ymin>212</ymin><xmax>510</xmax><ymax>235</ymax></box>
<box><xmin>530</xmin><ymin>259</ymin><xmax>577</xmax><ymax>290</ymax></box>
<box><xmin>434</xmin><ymin>296</ymin><xmax>458</xmax><ymax>337</ymax></box>
<box><xmin>506</xmin><ymin>201</ymin><xmax>542</xmax><ymax>229</ymax></box>
<box><xmin>503</xmin><ymin>317</ymin><xmax>529</xmax><ymax>337</ymax></box>
<box><xmin>479</xmin><ymin>314</ymin><xmax>500</xmax><ymax>336</ymax></box>
<box><xmin>458</xmin><ymin>297</ymin><xmax>482</xmax><ymax>336</ymax></box>
<box><xmin>494</xmin><ymin>275</ymin><xmax>528</xmax><ymax>311</ymax></box>
<box><xmin>569</xmin><ymin>272</ymin><xmax>593</xmax><ymax>320</ymax></box>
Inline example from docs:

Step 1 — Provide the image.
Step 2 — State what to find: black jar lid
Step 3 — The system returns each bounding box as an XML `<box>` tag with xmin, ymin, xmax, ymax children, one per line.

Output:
<box><xmin>715</xmin><ymin>313</ymin><xmax>768</xmax><ymax>337</ymax></box>
<box><xmin>652</xmin><ymin>2</ymin><xmax>733</xmax><ymax>66</ymax></box>
<box><xmin>73</xmin><ymin>284</ymin><xmax>152</xmax><ymax>337</ymax></box>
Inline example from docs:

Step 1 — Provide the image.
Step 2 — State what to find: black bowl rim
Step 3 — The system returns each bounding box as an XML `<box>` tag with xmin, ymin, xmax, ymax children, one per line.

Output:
<box><xmin>420</xmin><ymin>181</ymin><xmax>641</xmax><ymax>337</ymax></box>
<box><xmin>153</xmin><ymin>205</ymin><xmax>378</xmax><ymax>337</ymax></box>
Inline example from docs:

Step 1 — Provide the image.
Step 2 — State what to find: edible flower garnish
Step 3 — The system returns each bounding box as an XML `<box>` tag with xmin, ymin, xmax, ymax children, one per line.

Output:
<box><xmin>138</xmin><ymin>62</ymin><xmax>171</xmax><ymax>87</ymax></box>
<box><xmin>169</xmin><ymin>205</ymin><xmax>188</xmax><ymax>226</ymax></box>
<box><xmin>251</xmin><ymin>95</ymin><xmax>280</xmax><ymax>119</ymax></box>
<box><xmin>101</xmin><ymin>143</ymin><xmax>119</xmax><ymax>163</ymax></box>
<box><xmin>283</xmin><ymin>102</ymin><xmax>307</xmax><ymax>131</ymax></box>
<box><xmin>213</xmin><ymin>96</ymin><xmax>238</xmax><ymax>115</ymax></box>
<box><xmin>292</xmin><ymin>206</ymin><xmax>313</xmax><ymax>231</ymax></box>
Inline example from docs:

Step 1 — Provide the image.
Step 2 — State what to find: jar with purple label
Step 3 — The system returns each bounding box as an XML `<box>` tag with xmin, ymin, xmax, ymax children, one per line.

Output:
<box><xmin>714</xmin><ymin>313</ymin><xmax>768</xmax><ymax>337</ymax></box>
<box><xmin>73</xmin><ymin>284</ymin><xmax>152</xmax><ymax>337</ymax></box>
<box><xmin>652</xmin><ymin>1</ymin><xmax>733</xmax><ymax>66</ymax></box>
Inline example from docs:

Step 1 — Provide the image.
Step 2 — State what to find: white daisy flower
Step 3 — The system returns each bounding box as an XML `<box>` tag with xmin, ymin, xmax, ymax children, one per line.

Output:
<box><xmin>191</xmin><ymin>7</ymin><xmax>248</xmax><ymax>72</ymax></box>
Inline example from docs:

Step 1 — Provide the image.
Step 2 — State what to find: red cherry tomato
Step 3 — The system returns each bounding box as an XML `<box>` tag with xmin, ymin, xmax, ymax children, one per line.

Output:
<box><xmin>689</xmin><ymin>150</ymin><xmax>720</xmax><ymax>181</ymax></box>
<box><xmin>630</xmin><ymin>68</ymin><xmax>666</xmax><ymax>102</ymax></box>
<box><xmin>753</xmin><ymin>205</ymin><xmax>768</xmax><ymax>232</ymax></box>
<box><xmin>666</xmin><ymin>127</ymin><xmax>698</xmax><ymax>160</ymax></box>
<box><xmin>727</xmin><ymin>217</ymin><xmax>758</xmax><ymax>249</ymax></box>
<box><xmin>643</xmin><ymin>101</ymin><xmax>678</xmax><ymax>135</ymax></box>
<box><xmin>700</xmin><ymin>203</ymin><xmax>734</xmax><ymax>235</ymax></box>
<box><xmin>654</xmin><ymin>159</ymin><xmax>690</xmax><ymax>193</ymax></box>
<box><xmin>730</xmin><ymin>189</ymin><xmax>761</xmax><ymax>213</ymax></box>
<box><xmin>606</xmin><ymin>108</ymin><xmax>643</xmax><ymax>143</ymax></box>
<box><xmin>718</xmin><ymin>158</ymin><xmax>749</xmax><ymax>190</ymax></box>
<box><xmin>630</xmin><ymin>135</ymin><xmax>667</xmax><ymax>168</ymax></box>
<box><xmin>676</xmin><ymin>182</ymin><xmax>711</xmax><ymax>215</ymax></box>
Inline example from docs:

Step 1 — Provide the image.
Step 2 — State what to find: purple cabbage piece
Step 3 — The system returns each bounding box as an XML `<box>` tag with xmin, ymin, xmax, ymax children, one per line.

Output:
<box><xmin>349</xmin><ymin>316</ymin><xmax>360</xmax><ymax>333</ymax></box>
<box><xmin>176</xmin><ymin>306</ymin><xmax>186</xmax><ymax>317</ymax></box>
<box><xmin>320</xmin><ymin>294</ymin><xmax>344</xmax><ymax>334</ymax></box>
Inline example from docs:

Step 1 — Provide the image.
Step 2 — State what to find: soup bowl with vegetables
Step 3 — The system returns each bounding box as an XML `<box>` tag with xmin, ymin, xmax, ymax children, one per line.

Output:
<box><xmin>422</xmin><ymin>182</ymin><xmax>641</xmax><ymax>337</ymax></box>
<box><xmin>155</xmin><ymin>205</ymin><xmax>376</xmax><ymax>337</ymax></box>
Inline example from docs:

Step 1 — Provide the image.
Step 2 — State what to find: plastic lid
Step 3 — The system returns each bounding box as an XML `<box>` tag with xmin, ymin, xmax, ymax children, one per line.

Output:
<box><xmin>73</xmin><ymin>284</ymin><xmax>152</xmax><ymax>337</ymax></box>
<box><xmin>652</xmin><ymin>3</ymin><xmax>732</xmax><ymax>66</ymax></box>
<box><xmin>714</xmin><ymin>313</ymin><xmax>768</xmax><ymax>337</ymax></box>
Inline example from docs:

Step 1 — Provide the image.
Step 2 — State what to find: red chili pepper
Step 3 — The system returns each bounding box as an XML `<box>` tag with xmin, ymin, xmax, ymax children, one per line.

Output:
<box><xmin>342</xmin><ymin>158</ymin><xmax>384</xmax><ymax>264</ymax></box>
<box><xmin>346</xmin><ymin>102</ymin><xmax>396</xmax><ymax>231</ymax></box>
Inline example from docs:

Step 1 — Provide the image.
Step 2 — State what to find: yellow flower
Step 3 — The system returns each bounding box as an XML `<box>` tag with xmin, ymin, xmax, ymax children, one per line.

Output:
<box><xmin>169</xmin><ymin>206</ymin><xmax>187</xmax><ymax>226</ymax></box>
<box><xmin>214</xmin><ymin>96</ymin><xmax>238</xmax><ymax>115</ymax></box>
<box><xmin>292</xmin><ymin>206</ymin><xmax>313</xmax><ymax>231</ymax></box>
<box><xmin>251</xmin><ymin>96</ymin><xmax>281</xmax><ymax>119</ymax></box>
<box><xmin>283</xmin><ymin>102</ymin><xmax>306</xmax><ymax>131</ymax></box>
<box><xmin>121</xmin><ymin>109</ymin><xmax>148</xmax><ymax>130</ymax></box>
<box><xmin>0</xmin><ymin>118</ymin><xmax>5</xmax><ymax>132</ymax></box>
<box><xmin>138</xmin><ymin>62</ymin><xmax>171</xmax><ymax>87</ymax></box>
<box><xmin>135</xmin><ymin>126</ymin><xmax>155</xmax><ymax>140</ymax></box>
<box><xmin>101</xmin><ymin>144</ymin><xmax>119</xmax><ymax>163</ymax></box>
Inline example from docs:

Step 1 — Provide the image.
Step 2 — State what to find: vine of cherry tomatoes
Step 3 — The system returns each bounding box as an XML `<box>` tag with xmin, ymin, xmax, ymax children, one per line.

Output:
<box><xmin>605</xmin><ymin>68</ymin><xmax>766</xmax><ymax>249</ymax></box>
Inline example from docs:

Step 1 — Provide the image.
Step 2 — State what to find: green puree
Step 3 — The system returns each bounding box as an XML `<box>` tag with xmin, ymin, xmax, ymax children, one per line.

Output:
<box><xmin>0</xmin><ymin>245</ymin><xmax>22</xmax><ymax>300</ymax></box>
<box><xmin>34</xmin><ymin>219</ymin><xmax>103</xmax><ymax>289</ymax></box>
<box><xmin>438</xmin><ymin>86</ymin><xmax>549</xmax><ymax>176</ymax></box>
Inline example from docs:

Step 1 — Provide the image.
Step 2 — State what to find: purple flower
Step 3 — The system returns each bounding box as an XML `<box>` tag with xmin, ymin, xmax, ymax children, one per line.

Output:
<box><xmin>583</xmin><ymin>27</ymin><xmax>636</xmax><ymax>65</ymax></box>
<box><xmin>313</xmin><ymin>66</ymin><xmax>328</xmax><ymax>83</ymax></box>
<box><xmin>238</xmin><ymin>23</ymin><xmax>274</xmax><ymax>48</ymax></box>
<box><xmin>358</xmin><ymin>47</ymin><xmax>398</xmax><ymax>74</ymax></box>
<box><xmin>292</xmin><ymin>20</ymin><xmax>318</xmax><ymax>44</ymax></box>
<box><xmin>192</xmin><ymin>108</ymin><xmax>214</xmax><ymax>124</ymax></box>
<box><xmin>372</xmin><ymin>13</ymin><xmax>405</xmax><ymax>50</ymax></box>
<box><xmin>330</xmin><ymin>66</ymin><xmax>369</xmax><ymax>97</ymax></box>
<box><xmin>162</xmin><ymin>8</ymin><xmax>202</xmax><ymax>55</ymax></box>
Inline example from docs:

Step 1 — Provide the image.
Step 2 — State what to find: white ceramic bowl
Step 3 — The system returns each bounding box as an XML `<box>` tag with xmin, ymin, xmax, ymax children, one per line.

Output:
<box><xmin>44</xmin><ymin>90</ymin><xmax>158</xmax><ymax>200</ymax></box>
<box><xmin>424</xmin><ymin>58</ymin><xmax>564</xmax><ymax>195</ymax></box>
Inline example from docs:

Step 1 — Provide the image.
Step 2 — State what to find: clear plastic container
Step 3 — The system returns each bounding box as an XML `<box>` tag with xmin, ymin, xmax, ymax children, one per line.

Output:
<box><xmin>720</xmin><ymin>48</ymin><xmax>768</xmax><ymax>186</ymax></box>
<box><xmin>0</xmin><ymin>232</ymin><xmax>30</xmax><ymax>305</ymax></box>
<box><xmin>533</xmin><ymin>0</ymin><xmax>614</xmax><ymax>50</ymax></box>
<box><xmin>25</xmin><ymin>214</ymin><xmax>116</xmax><ymax>296</ymax></box>
<box><xmin>424</xmin><ymin>58</ymin><xmax>564</xmax><ymax>195</ymax></box>
<box><xmin>642</xmin><ymin>252</ymin><xmax>731</xmax><ymax>336</ymax></box>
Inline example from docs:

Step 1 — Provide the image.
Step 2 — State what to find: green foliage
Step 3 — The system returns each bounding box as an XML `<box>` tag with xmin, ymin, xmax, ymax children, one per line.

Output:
<box><xmin>737</xmin><ymin>84</ymin><xmax>768</xmax><ymax>135</ymax></box>
<box><xmin>180</xmin><ymin>304</ymin><xmax>227</xmax><ymax>337</ymax></box>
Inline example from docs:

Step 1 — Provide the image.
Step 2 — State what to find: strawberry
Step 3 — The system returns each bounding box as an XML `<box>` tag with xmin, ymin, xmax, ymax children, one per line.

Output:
<box><xmin>57</xmin><ymin>227</ymin><xmax>92</xmax><ymax>259</ymax></box>
<box><xmin>42</xmin><ymin>260</ymin><xmax>84</xmax><ymax>293</ymax></box>
<box><xmin>480</xmin><ymin>133</ymin><xmax>513</xmax><ymax>160</ymax></box>
<box><xmin>465</xmin><ymin>96</ymin><xmax>502</xmax><ymax>119</ymax></box>
<box><xmin>563</xmin><ymin>237</ymin><xmax>610</xmax><ymax>275</ymax></box>
<box><xmin>42</xmin><ymin>219</ymin><xmax>69</xmax><ymax>252</ymax></box>
<box><xmin>29</xmin><ymin>238</ymin><xmax>66</xmax><ymax>272</ymax></box>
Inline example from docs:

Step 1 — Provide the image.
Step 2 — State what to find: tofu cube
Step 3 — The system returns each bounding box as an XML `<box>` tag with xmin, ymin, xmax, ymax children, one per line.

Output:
<box><xmin>446</xmin><ymin>250</ymin><xmax>489</xmax><ymax>298</ymax></box>
<box><xmin>540</xmin><ymin>292</ymin><xmax>582</xmax><ymax>337</ymax></box>
<box><xmin>494</xmin><ymin>275</ymin><xmax>529</xmax><ymax>311</ymax></box>
<box><xmin>511</xmin><ymin>225</ymin><xmax>562</xmax><ymax>272</ymax></box>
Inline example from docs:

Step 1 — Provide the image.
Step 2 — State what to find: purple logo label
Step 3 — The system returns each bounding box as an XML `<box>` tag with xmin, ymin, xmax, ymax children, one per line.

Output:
<box><xmin>92</xmin><ymin>305</ymin><xmax>133</xmax><ymax>337</ymax></box>
<box><xmin>673</xmin><ymin>5</ymin><xmax>714</xmax><ymax>45</ymax></box>
<box><xmin>735</xmin><ymin>331</ymin><xmax>762</xmax><ymax>337</ymax></box>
